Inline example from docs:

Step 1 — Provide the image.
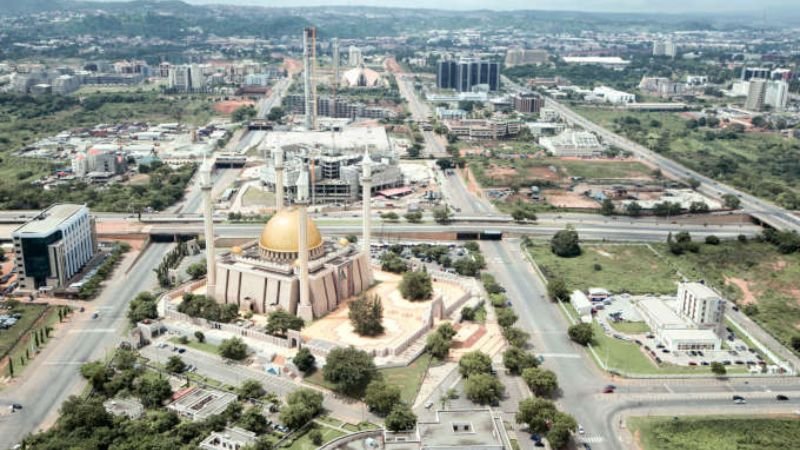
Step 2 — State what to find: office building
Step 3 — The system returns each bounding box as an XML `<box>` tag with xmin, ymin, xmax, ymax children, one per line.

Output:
<box><xmin>765</xmin><ymin>80</ymin><xmax>789</xmax><ymax>111</ymax></box>
<box><xmin>637</xmin><ymin>297</ymin><xmax>721</xmax><ymax>352</ymax></box>
<box><xmin>384</xmin><ymin>409</ymin><xmax>514</xmax><ymax>450</ymax></box>
<box><xmin>741</xmin><ymin>67</ymin><xmax>771</xmax><ymax>81</ymax></box>
<box><xmin>588</xmin><ymin>86</ymin><xmax>636</xmax><ymax>104</ymax></box>
<box><xmin>167</xmin><ymin>64</ymin><xmax>207</xmax><ymax>93</ymax></box>
<box><xmin>12</xmin><ymin>204</ymin><xmax>98</xmax><ymax>291</ymax></box>
<box><xmin>771</xmin><ymin>68</ymin><xmax>794</xmax><ymax>81</ymax></box>
<box><xmin>200</xmin><ymin>427</ymin><xmax>256</xmax><ymax>450</ymax></box>
<box><xmin>540</xmin><ymin>130</ymin><xmax>603</xmax><ymax>157</ymax></box>
<box><xmin>436</xmin><ymin>58</ymin><xmax>500</xmax><ymax>92</ymax></box>
<box><xmin>745</xmin><ymin>79</ymin><xmax>767</xmax><ymax>111</ymax></box>
<box><xmin>512</xmin><ymin>92</ymin><xmax>544</xmax><ymax>113</ymax></box>
<box><xmin>348</xmin><ymin>46</ymin><xmax>363</xmax><ymax>67</ymax></box>
<box><xmin>653</xmin><ymin>41</ymin><xmax>676</xmax><ymax>57</ymax></box>
<box><xmin>677</xmin><ymin>282</ymin><xmax>725</xmax><ymax>332</ymax></box>
<box><xmin>504</xmin><ymin>48</ymin><xmax>549</xmax><ymax>67</ymax></box>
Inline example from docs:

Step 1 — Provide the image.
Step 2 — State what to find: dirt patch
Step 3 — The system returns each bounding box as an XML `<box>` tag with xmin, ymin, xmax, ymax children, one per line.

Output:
<box><xmin>773</xmin><ymin>259</ymin><xmax>788</xmax><ymax>270</ymax></box>
<box><xmin>524</xmin><ymin>165</ymin><xmax>561</xmax><ymax>181</ymax></box>
<box><xmin>725</xmin><ymin>277</ymin><xmax>757</xmax><ymax>305</ymax></box>
<box><xmin>544</xmin><ymin>190</ymin><xmax>599</xmax><ymax>209</ymax></box>
<box><xmin>462</xmin><ymin>167</ymin><xmax>482</xmax><ymax>195</ymax></box>
<box><xmin>594</xmin><ymin>249</ymin><xmax>615</xmax><ymax>259</ymax></box>
<box><xmin>283</xmin><ymin>58</ymin><xmax>303</xmax><ymax>75</ymax></box>
<box><xmin>213</xmin><ymin>99</ymin><xmax>256</xmax><ymax>115</ymax></box>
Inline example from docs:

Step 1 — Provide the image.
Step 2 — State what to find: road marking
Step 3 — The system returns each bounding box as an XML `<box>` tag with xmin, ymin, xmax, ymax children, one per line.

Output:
<box><xmin>763</xmin><ymin>386</ymin><xmax>772</xmax><ymax>392</ymax></box>
<box><xmin>579</xmin><ymin>436</ymin><xmax>605</xmax><ymax>443</ymax></box>
<box><xmin>664</xmin><ymin>384</ymin><xmax>674</xmax><ymax>394</ymax></box>
<box><xmin>538</xmin><ymin>353</ymin><xmax>581</xmax><ymax>359</ymax></box>
<box><xmin>43</xmin><ymin>361</ymin><xmax>85</xmax><ymax>366</ymax></box>
<box><xmin>69</xmin><ymin>328</ymin><xmax>116</xmax><ymax>333</ymax></box>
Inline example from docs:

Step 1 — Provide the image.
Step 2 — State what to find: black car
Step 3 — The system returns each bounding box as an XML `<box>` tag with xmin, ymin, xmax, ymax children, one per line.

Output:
<box><xmin>776</xmin><ymin>395</ymin><xmax>789</xmax><ymax>401</ymax></box>
<box><xmin>12</xmin><ymin>403</ymin><xmax>22</xmax><ymax>410</ymax></box>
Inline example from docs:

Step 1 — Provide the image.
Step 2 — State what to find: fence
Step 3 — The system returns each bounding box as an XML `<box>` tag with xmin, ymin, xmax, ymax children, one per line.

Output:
<box><xmin>319</xmin><ymin>430</ymin><xmax>383</xmax><ymax>450</ymax></box>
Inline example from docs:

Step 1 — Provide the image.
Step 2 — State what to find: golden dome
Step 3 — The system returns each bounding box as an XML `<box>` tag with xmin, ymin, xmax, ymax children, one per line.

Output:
<box><xmin>231</xmin><ymin>246</ymin><xmax>243</xmax><ymax>255</ymax></box>
<box><xmin>338</xmin><ymin>237</ymin><xmax>350</xmax><ymax>247</ymax></box>
<box><xmin>259</xmin><ymin>208</ymin><xmax>323</xmax><ymax>253</ymax></box>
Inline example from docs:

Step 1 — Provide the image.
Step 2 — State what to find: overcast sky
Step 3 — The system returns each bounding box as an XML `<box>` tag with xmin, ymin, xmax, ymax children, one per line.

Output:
<box><xmin>179</xmin><ymin>0</ymin><xmax>789</xmax><ymax>14</ymax></box>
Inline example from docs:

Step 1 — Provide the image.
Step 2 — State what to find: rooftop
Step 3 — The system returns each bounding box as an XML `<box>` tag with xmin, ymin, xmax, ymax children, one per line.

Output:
<box><xmin>13</xmin><ymin>204</ymin><xmax>85</xmax><ymax>235</ymax></box>
<box><xmin>638</xmin><ymin>297</ymin><xmax>687</xmax><ymax>328</ymax></box>
<box><xmin>661</xmin><ymin>328</ymin><xmax>720</xmax><ymax>342</ymax></box>
<box><xmin>682</xmin><ymin>282</ymin><xmax>719</xmax><ymax>299</ymax></box>
<box><xmin>417</xmin><ymin>409</ymin><xmax>508</xmax><ymax>448</ymax></box>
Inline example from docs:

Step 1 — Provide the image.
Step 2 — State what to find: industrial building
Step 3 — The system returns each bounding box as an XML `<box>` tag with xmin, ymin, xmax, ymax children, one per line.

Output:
<box><xmin>436</xmin><ymin>58</ymin><xmax>501</xmax><ymax>92</ymax></box>
<box><xmin>12</xmin><ymin>204</ymin><xmax>98</xmax><ymax>292</ymax></box>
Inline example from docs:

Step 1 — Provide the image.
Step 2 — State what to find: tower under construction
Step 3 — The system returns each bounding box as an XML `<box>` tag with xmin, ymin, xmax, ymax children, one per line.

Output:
<box><xmin>302</xmin><ymin>27</ymin><xmax>317</xmax><ymax>131</ymax></box>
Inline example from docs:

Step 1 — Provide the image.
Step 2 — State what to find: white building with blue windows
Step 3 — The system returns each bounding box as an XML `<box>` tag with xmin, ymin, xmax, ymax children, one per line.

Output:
<box><xmin>12</xmin><ymin>204</ymin><xmax>97</xmax><ymax>292</ymax></box>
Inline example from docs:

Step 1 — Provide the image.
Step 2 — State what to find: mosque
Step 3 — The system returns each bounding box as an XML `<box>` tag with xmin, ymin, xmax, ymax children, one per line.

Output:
<box><xmin>201</xmin><ymin>149</ymin><xmax>375</xmax><ymax>321</ymax></box>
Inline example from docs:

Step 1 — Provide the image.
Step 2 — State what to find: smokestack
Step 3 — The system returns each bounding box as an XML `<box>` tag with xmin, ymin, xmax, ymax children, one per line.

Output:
<box><xmin>303</xmin><ymin>27</ymin><xmax>316</xmax><ymax>130</ymax></box>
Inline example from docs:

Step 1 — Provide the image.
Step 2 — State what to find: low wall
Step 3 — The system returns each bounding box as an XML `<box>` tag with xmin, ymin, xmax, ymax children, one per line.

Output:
<box><xmin>163</xmin><ymin>308</ymin><xmax>293</xmax><ymax>349</ymax></box>
<box><xmin>319</xmin><ymin>430</ymin><xmax>383</xmax><ymax>450</ymax></box>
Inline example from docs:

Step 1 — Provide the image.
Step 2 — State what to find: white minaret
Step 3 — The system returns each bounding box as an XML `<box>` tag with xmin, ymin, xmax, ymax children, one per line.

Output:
<box><xmin>361</xmin><ymin>147</ymin><xmax>372</xmax><ymax>254</ymax></box>
<box><xmin>303</xmin><ymin>27</ymin><xmax>316</xmax><ymax>131</ymax></box>
<box><xmin>274</xmin><ymin>149</ymin><xmax>284</xmax><ymax>211</ymax></box>
<box><xmin>296</xmin><ymin>164</ymin><xmax>313</xmax><ymax>321</ymax></box>
<box><xmin>200</xmin><ymin>157</ymin><xmax>216</xmax><ymax>295</ymax></box>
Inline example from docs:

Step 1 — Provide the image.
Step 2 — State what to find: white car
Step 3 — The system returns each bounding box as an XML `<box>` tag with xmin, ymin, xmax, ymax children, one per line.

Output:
<box><xmin>578</xmin><ymin>425</ymin><xmax>585</xmax><ymax>434</ymax></box>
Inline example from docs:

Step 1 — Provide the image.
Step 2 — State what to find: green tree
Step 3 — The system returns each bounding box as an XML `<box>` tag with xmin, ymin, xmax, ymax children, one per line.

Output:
<box><xmin>279</xmin><ymin>388</ymin><xmax>324</xmax><ymax>429</ymax></box>
<box><xmin>705</xmin><ymin>235</ymin><xmax>720</xmax><ymax>245</ymax></box>
<box><xmin>323</xmin><ymin>347</ymin><xmax>377</xmax><ymax>397</ymax></box>
<box><xmin>496</xmin><ymin>308</ymin><xmax>518</xmax><ymax>328</ymax></box>
<box><xmin>432</xmin><ymin>206</ymin><xmax>452</xmax><ymax>224</ymax></box>
<box><xmin>426</xmin><ymin>331</ymin><xmax>452</xmax><ymax>359</ymax></box>
<box><xmin>80</xmin><ymin>360</ymin><xmax>112</xmax><ymax>393</ymax></box>
<box><xmin>381</xmin><ymin>211</ymin><xmax>400</xmax><ymax>222</ymax></box>
<box><xmin>722</xmin><ymin>193</ymin><xmax>741</xmax><ymax>209</ymax></box>
<box><xmin>238</xmin><ymin>379</ymin><xmax>266</xmax><ymax>400</ymax></box>
<box><xmin>136</xmin><ymin>373</ymin><xmax>173</xmax><ymax>408</ymax></box>
<box><xmin>687</xmin><ymin>177</ymin><xmax>701</xmax><ymax>190</ymax></box>
<box><xmin>464</xmin><ymin>372</ymin><xmax>505</xmax><ymax>405</ymax></box>
<box><xmin>127</xmin><ymin>291</ymin><xmax>159</xmax><ymax>324</ymax></box>
<box><xmin>165</xmin><ymin>355</ymin><xmax>187</xmax><ymax>373</ymax></box>
<box><xmin>399</xmin><ymin>269</ymin><xmax>433</xmax><ymax>301</ymax></box>
<box><xmin>265</xmin><ymin>309</ymin><xmax>304</xmax><ymax>336</ymax></box>
<box><xmin>711</xmin><ymin>361</ymin><xmax>727</xmax><ymax>376</ymax></box>
<box><xmin>459</xmin><ymin>351</ymin><xmax>492</xmax><ymax>378</ymax></box>
<box><xmin>502</xmin><ymin>347</ymin><xmax>539</xmax><ymax>375</ymax></box>
<box><xmin>232</xmin><ymin>105</ymin><xmax>257</xmax><ymax>122</ymax></box>
<box><xmin>689</xmin><ymin>201</ymin><xmax>710</xmax><ymax>214</ymax></box>
<box><xmin>186</xmin><ymin>261</ymin><xmax>207</xmax><ymax>280</ymax></box>
<box><xmin>567</xmin><ymin>323</ymin><xmax>593</xmax><ymax>346</ymax></box>
<box><xmin>600</xmin><ymin>198</ymin><xmax>615</xmax><ymax>216</ymax></box>
<box><xmin>385</xmin><ymin>403</ymin><xmax>417</xmax><ymax>432</ymax></box>
<box><xmin>219</xmin><ymin>337</ymin><xmax>248</xmax><ymax>360</ymax></box>
<box><xmin>293</xmin><ymin>347</ymin><xmax>316</xmax><ymax>373</ymax></box>
<box><xmin>8</xmin><ymin>358</ymin><xmax>13</xmax><ymax>377</ymax></box>
<box><xmin>522</xmin><ymin>367</ymin><xmax>559</xmax><ymax>397</ymax></box>
<box><xmin>348</xmin><ymin>294</ymin><xmax>384</xmax><ymax>336</ymax></box>
<box><xmin>502</xmin><ymin>327</ymin><xmax>530</xmax><ymax>348</ymax></box>
<box><xmin>625</xmin><ymin>201</ymin><xmax>642</xmax><ymax>217</ymax></box>
<box><xmin>547</xmin><ymin>278</ymin><xmax>569</xmax><ymax>302</ymax></box>
<box><xmin>550</xmin><ymin>226</ymin><xmax>581</xmax><ymax>257</ymax></box>
<box><xmin>515</xmin><ymin>397</ymin><xmax>558</xmax><ymax>434</ymax></box>
<box><xmin>404</xmin><ymin>211</ymin><xmax>423</xmax><ymax>223</ymax></box>
<box><xmin>364</xmin><ymin>380</ymin><xmax>402</xmax><ymax>415</ymax></box>
<box><xmin>380</xmin><ymin>251</ymin><xmax>408</xmax><ymax>273</ymax></box>
<box><xmin>548</xmin><ymin>412</ymin><xmax>578</xmax><ymax>449</ymax></box>
<box><xmin>194</xmin><ymin>331</ymin><xmax>205</xmax><ymax>343</ymax></box>
<box><xmin>308</xmin><ymin>428</ymin><xmax>324</xmax><ymax>446</ymax></box>
<box><xmin>239</xmin><ymin>407</ymin><xmax>269</xmax><ymax>434</ymax></box>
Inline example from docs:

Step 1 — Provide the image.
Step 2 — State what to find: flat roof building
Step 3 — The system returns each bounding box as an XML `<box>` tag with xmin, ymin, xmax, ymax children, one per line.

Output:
<box><xmin>540</xmin><ymin>130</ymin><xmax>603</xmax><ymax>157</ymax></box>
<box><xmin>385</xmin><ymin>409</ymin><xmax>513</xmax><ymax>450</ymax></box>
<box><xmin>12</xmin><ymin>204</ymin><xmax>97</xmax><ymax>291</ymax></box>
<box><xmin>200</xmin><ymin>427</ymin><xmax>257</xmax><ymax>450</ymax></box>
<box><xmin>167</xmin><ymin>386</ymin><xmax>237</xmax><ymax>421</ymax></box>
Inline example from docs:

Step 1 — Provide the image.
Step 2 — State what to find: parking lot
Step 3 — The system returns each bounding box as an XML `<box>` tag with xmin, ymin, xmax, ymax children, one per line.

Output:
<box><xmin>594</xmin><ymin>295</ymin><xmax>776</xmax><ymax>372</ymax></box>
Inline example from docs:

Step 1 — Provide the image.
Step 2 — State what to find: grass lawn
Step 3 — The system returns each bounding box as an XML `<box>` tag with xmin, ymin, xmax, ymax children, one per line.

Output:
<box><xmin>342</xmin><ymin>422</ymin><xmax>380</xmax><ymax>432</ymax></box>
<box><xmin>305</xmin><ymin>353</ymin><xmax>433</xmax><ymax>404</ymax></box>
<box><xmin>655</xmin><ymin>241</ymin><xmax>800</xmax><ymax>354</ymax></box>
<box><xmin>628</xmin><ymin>415</ymin><xmax>800</xmax><ymax>450</ymax></box>
<box><xmin>527</xmin><ymin>243</ymin><xmax>678</xmax><ymax>295</ymax></box>
<box><xmin>241</xmin><ymin>186</ymin><xmax>275</xmax><ymax>208</ymax></box>
<box><xmin>286</xmin><ymin>426</ymin><xmax>344</xmax><ymax>450</ymax></box>
<box><xmin>609</xmin><ymin>320</ymin><xmax>651</xmax><ymax>334</ymax></box>
<box><xmin>168</xmin><ymin>337</ymin><xmax>219</xmax><ymax>355</ymax></box>
<box><xmin>3</xmin><ymin>304</ymin><xmax>65</xmax><ymax>379</ymax></box>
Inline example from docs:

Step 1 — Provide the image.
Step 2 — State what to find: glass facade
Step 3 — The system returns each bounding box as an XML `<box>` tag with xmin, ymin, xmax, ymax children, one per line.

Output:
<box><xmin>21</xmin><ymin>230</ymin><xmax>62</xmax><ymax>288</ymax></box>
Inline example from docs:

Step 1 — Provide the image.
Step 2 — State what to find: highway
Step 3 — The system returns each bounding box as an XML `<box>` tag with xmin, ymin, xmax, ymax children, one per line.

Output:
<box><xmin>396</xmin><ymin>74</ymin><xmax>449</xmax><ymax>158</ymax></box>
<box><xmin>482</xmin><ymin>239</ymin><xmax>800</xmax><ymax>449</ymax></box>
<box><xmin>146</xmin><ymin>219</ymin><xmax>761</xmax><ymax>242</ymax></box>
<box><xmin>0</xmin><ymin>243</ymin><xmax>172</xmax><ymax>449</ymax></box>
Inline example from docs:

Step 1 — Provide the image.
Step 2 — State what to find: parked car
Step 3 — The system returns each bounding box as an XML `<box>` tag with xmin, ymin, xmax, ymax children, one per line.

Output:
<box><xmin>777</xmin><ymin>395</ymin><xmax>789</xmax><ymax>401</ymax></box>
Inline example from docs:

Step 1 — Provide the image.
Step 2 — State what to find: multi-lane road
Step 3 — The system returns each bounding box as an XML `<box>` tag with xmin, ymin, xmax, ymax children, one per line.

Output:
<box><xmin>0</xmin><ymin>243</ymin><xmax>172</xmax><ymax>449</ymax></box>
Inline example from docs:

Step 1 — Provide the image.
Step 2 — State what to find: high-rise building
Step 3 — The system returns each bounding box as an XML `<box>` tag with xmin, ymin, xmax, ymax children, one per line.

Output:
<box><xmin>13</xmin><ymin>204</ymin><xmax>98</xmax><ymax>291</ymax></box>
<box><xmin>770</xmin><ymin>68</ymin><xmax>794</xmax><ymax>82</ymax></box>
<box><xmin>765</xmin><ymin>80</ymin><xmax>789</xmax><ymax>111</ymax></box>
<box><xmin>436</xmin><ymin>58</ymin><xmax>500</xmax><ymax>92</ymax></box>
<box><xmin>504</xmin><ymin>48</ymin><xmax>549</xmax><ymax>67</ymax></box>
<box><xmin>745</xmin><ymin>79</ymin><xmax>767</xmax><ymax>111</ymax></box>
<box><xmin>512</xmin><ymin>92</ymin><xmax>544</xmax><ymax>113</ymax></box>
<box><xmin>168</xmin><ymin>64</ymin><xmax>206</xmax><ymax>92</ymax></box>
<box><xmin>653</xmin><ymin>41</ymin><xmax>676</xmax><ymax>57</ymax></box>
<box><xmin>348</xmin><ymin>46</ymin><xmax>362</xmax><ymax>67</ymax></box>
<box><xmin>741</xmin><ymin>67</ymin><xmax>771</xmax><ymax>81</ymax></box>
